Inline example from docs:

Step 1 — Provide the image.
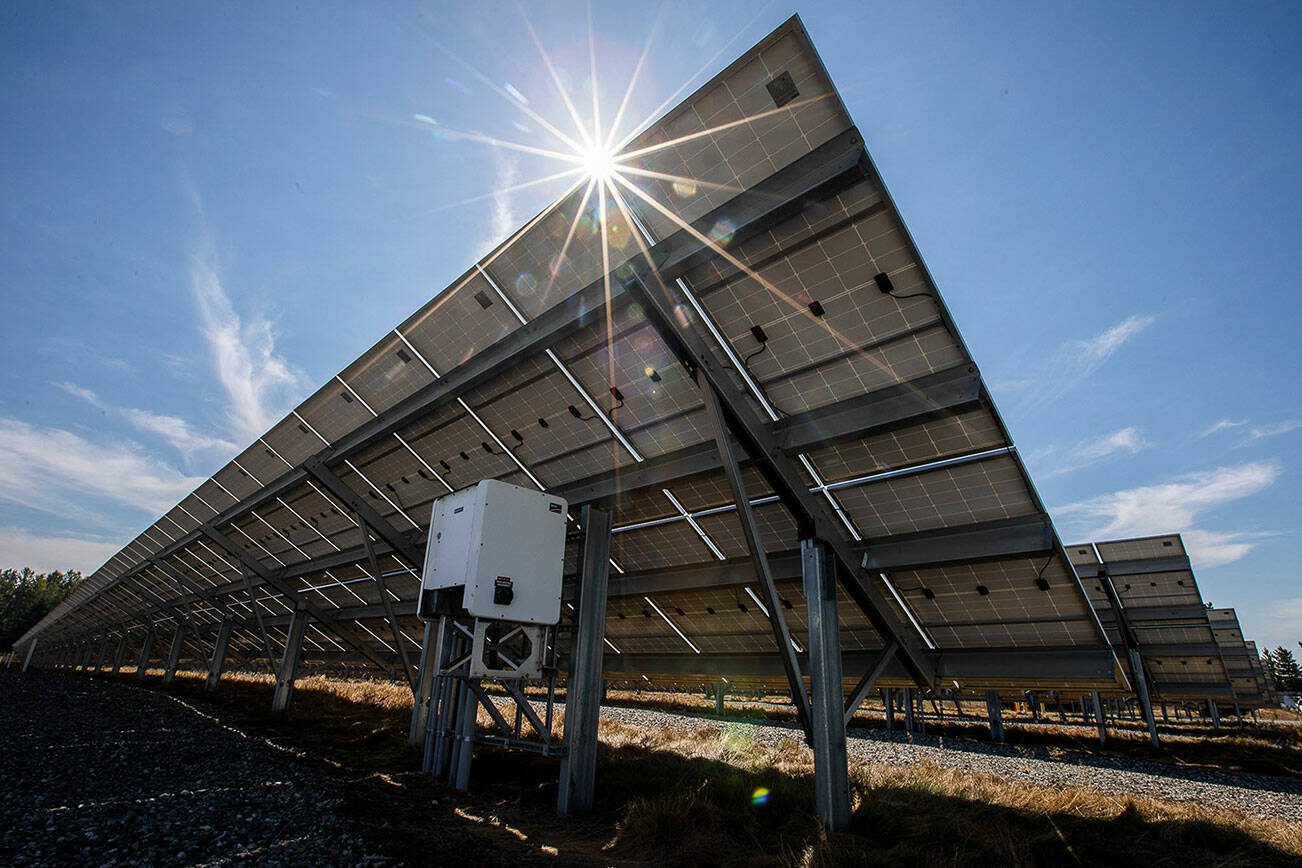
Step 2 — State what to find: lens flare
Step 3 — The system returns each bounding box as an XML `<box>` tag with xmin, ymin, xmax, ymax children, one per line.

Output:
<box><xmin>751</xmin><ymin>787</ymin><xmax>770</xmax><ymax>806</ymax></box>
<box><xmin>581</xmin><ymin>143</ymin><xmax>618</xmax><ymax>181</ymax></box>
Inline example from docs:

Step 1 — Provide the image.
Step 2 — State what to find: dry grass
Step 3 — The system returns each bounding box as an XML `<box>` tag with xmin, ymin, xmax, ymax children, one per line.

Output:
<box><xmin>79</xmin><ymin>668</ymin><xmax>1302</xmax><ymax>866</ymax></box>
<box><xmin>603</xmin><ymin>687</ymin><xmax>1302</xmax><ymax>779</ymax></box>
<box><xmin>595</xmin><ymin>715</ymin><xmax>1302</xmax><ymax>865</ymax></box>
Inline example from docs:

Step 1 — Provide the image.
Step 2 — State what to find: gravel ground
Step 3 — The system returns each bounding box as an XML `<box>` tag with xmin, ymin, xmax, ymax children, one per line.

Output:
<box><xmin>595</xmin><ymin>704</ymin><xmax>1302</xmax><ymax>824</ymax></box>
<box><xmin>0</xmin><ymin>670</ymin><xmax>383</xmax><ymax>866</ymax></box>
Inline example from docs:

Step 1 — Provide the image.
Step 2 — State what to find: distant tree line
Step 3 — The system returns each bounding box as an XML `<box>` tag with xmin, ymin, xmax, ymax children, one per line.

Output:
<box><xmin>1262</xmin><ymin>646</ymin><xmax>1302</xmax><ymax>692</ymax></box>
<box><xmin>0</xmin><ymin>568</ymin><xmax>81</xmax><ymax>652</ymax></box>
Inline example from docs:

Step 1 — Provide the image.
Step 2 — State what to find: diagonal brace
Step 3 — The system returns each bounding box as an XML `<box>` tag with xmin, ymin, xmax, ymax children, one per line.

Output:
<box><xmin>700</xmin><ymin>381</ymin><xmax>812</xmax><ymax>737</ymax></box>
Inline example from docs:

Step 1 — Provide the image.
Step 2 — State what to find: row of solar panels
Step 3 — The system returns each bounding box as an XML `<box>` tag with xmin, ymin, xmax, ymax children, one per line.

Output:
<box><xmin>13</xmin><ymin>18</ymin><xmax>1267</xmax><ymax>713</ymax></box>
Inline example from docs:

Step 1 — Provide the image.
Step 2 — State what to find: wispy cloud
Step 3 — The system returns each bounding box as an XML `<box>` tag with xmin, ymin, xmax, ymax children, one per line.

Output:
<box><xmin>0</xmin><ymin>417</ymin><xmax>205</xmax><ymax>523</ymax></box>
<box><xmin>55</xmin><ymin>381</ymin><xmax>236</xmax><ymax>459</ymax></box>
<box><xmin>1245</xmin><ymin>419</ymin><xmax>1302</xmax><ymax>443</ymax></box>
<box><xmin>1055</xmin><ymin>460</ymin><xmax>1280</xmax><ymax>567</ymax></box>
<box><xmin>483</xmin><ymin>145</ymin><xmax>520</xmax><ymax>255</ymax></box>
<box><xmin>1013</xmin><ymin>314</ymin><xmax>1156</xmax><ymax>413</ymax></box>
<box><xmin>190</xmin><ymin>242</ymin><xmax>311</xmax><ymax>442</ymax></box>
<box><xmin>1269</xmin><ymin>598</ymin><xmax>1302</xmax><ymax>644</ymax></box>
<box><xmin>0</xmin><ymin>526</ymin><xmax>123</xmax><ymax>574</ymax></box>
<box><xmin>1038</xmin><ymin>426</ymin><xmax>1151</xmax><ymax>477</ymax></box>
<box><xmin>1200</xmin><ymin>418</ymin><xmax>1247</xmax><ymax>438</ymax></box>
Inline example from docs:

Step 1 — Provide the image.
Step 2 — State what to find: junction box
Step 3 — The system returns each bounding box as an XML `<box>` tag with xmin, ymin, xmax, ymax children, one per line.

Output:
<box><xmin>417</xmin><ymin>479</ymin><xmax>567</xmax><ymax>626</ymax></box>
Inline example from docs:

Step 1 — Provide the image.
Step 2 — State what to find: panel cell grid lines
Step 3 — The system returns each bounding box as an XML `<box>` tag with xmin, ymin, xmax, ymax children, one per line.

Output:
<box><xmin>19</xmin><ymin>15</ymin><xmax>1121</xmax><ymax>694</ymax></box>
<box><xmin>1070</xmin><ymin>535</ymin><xmax>1241</xmax><ymax>701</ymax></box>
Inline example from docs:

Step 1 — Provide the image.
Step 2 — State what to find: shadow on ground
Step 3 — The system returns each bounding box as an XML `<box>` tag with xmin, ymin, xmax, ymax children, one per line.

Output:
<box><xmin>50</xmin><ymin>669</ymin><xmax>1301</xmax><ymax>867</ymax></box>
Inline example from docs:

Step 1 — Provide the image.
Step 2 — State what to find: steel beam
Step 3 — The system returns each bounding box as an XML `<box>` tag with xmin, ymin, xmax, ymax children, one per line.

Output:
<box><xmin>1092</xmin><ymin>691</ymin><xmax>1107</xmax><ymax>744</ymax></box>
<box><xmin>135</xmin><ymin>626</ymin><xmax>155</xmax><ymax>678</ymax></box>
<box><xmin>408</xmin><ymin>620</ymin><xmax>440</xmax><ymax>745</ymax></box>
<box><xmin>617</xmin><ymin>264</ymin><xmax>933</xmax><ymax>685</ymax></box>
<box><xmin>206</xmin><ymin>619</ymin><xmax>234</xmax><ymax>691</ymax></box>
<box><xmin>163</xmin><ymin>624</ymin><xmax>186</xmax><ymax>684</ymax></box>
<box><xmin>111</xmin><ymin>633</ymin><xmax>129</xmax><ymax>674</ymax></box>
<box><xmin>803</xmin><ymin>538</ymin><xmax>850</xmax><ymax>832</ymax></box>
<box><xmin>272</xmin><ymin>604</ymin><xmax>309</xmax><ymax>712</ymax></box>
<box><xmin>1076</xmin><ymin>556</ymin><xmax>1191</xmax><ymax>578</ymax></box>
<box><xmin>558</xmin><ymin>506</ymin><xmax>613</xmax><ymax>816</ymax></box>
<box><xmin>844</xmin><ymin>640</ymin><xmax>898</xmax><ymax>726</ymax></box>
<box><xmin>199</xmin><ymin>523</ymin><xmax>393</xmax><ymax>671</ymax></box>
<box><xmin>303</xmin><ymin>458</ymin><xmax>425</xmax><ymax>568</ymax></box>
<box><xmin>357</xmin><ymin>513</ymin><xmax>417</xmax><ymax>692</ymax></box>
<box><xmin>701</xmin><ymin>381</ymin><xmax>812</xmax><ymax>736</ymax></box>
<box><xmin>559</xmin><ymin>364</ymin><xmax>981</xmax><ymax>508</ymax></box>
<box><xmin>861</xmin><ymin>515</ymin><xmax>1053</xmax><ymax>571</ymax></box>
<box><xmin>598</xmin><ymin>647</ymin><xmax>1117</xmax><ymax>683</ymax></box>
<box><xmin>985</xmin><ymin>690</ymin><xmax>1004</xmax><ymax>741</ymax></box>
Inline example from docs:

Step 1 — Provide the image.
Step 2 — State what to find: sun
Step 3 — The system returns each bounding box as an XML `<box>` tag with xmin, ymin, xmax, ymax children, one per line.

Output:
<box><xmin>580</xmin><ymin>143</ymin><xmax>619</xmax><ymax>182</ymax></box>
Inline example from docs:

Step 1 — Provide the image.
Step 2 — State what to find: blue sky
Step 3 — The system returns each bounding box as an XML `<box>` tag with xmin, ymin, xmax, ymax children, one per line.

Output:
<box><xmin>1</xmin><ymin>2</ymin><xmax>1298</xmax><ymax>650</ymax></box>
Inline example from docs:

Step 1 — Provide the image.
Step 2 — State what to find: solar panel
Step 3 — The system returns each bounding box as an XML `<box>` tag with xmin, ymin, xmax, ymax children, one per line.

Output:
<box><xmin>1209</xmin><ymin>607</ymin><xmax>1269</xmax><ymax>706</ymax></box>
<box><xmin>1071</xmin><ymin>535</ymin><xmax>1237</xmax><ymax>701</ymax></box>
<box><xmin>19</xmin><ymin>16</ymin><xmax>1123</xmax><ymax>700</ymax></box>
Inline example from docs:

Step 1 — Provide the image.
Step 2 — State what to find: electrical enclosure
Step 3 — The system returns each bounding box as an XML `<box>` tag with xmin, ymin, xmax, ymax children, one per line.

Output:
<box><xmin>418</xmin><ymin>479</ymin><xmax>567</xmax><ymax>625</ymax></box>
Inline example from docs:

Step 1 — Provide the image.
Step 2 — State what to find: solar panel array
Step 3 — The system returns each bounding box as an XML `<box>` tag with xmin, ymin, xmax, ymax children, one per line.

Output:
<box><xmin>1209</xmin><ymin>607</ymin><xmax>1270</xmax><ymax>707</ymax></box>
<box><xmin>1069</xmin><ymin>535</ymin><xmax>1243</xmax><ymax>701</ymax></box>
<box><xmin>20</xmin><ymin>16</ymin><xmax>1121</xmax><ymax>696</ymax></box>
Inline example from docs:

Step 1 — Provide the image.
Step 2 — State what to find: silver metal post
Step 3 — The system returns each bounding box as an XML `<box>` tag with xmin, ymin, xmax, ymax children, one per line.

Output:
<box><xmin>163</xmin><ymin>624</ymin><xmax>186</xmax><ymax>684</ymax></box>
<box><xmin>21</xmin><ymin>638</ymin><xmax>37</xmax><ymax>672</ymax></box>
<box><xmin>1092</xmin><ymin>691</ymin><xmax>1107</xmax><ymax>744</ymax></box>
<box><xmin>272</xmin><ymin>604</ymin><xmax>309</xmax><ymax>711</ymax></box>
<box><xmin>136</xmin><ymin>628</ymin><xmax>155</xmax><ymax>679</ymax></box>
<box><xmin>452</xmin><ymin>675</ymin><xmax>476</xmax><ymax>791</ymax></box>
<box><xmin>206</xmin><ymin>619</ymin><xmax>233</xmax><ymax>691</ymax></box>
<box><xmin>1208</xmin><ymin>698</ymin><xmax>1220</xmax><ymax>729</ymax></box>
<box><xmin>903</xmin><ymin>687</ymin><xmax>916</xmax><ymax>733</ymax></box>
<box><xmin>111</xmin><ymin>633</ymin><xmax>128</xmax><ymax>674</ymax></box>
<box><xmin>985</xmin><ymin>690</ymin><xmax>1004</xmax><ymax>742</ymax></box>
<box><xmin>715</xmin><ymin>681</ymin><xmax>726</xmax><ymax>717</ymax></box>
<box><xmin>410</xmin><ymin>620</ymin><xmax>441</xmax><ymax>745</ymax></box>
<box><xmin>1126</xmin><ymin>648</ymin><xmax>1160</xmax><ymax>747</ymax></box>
<box><xmin>802</xmin><ymin>537</ymin><xmax>850</xmax><ymax>832</ymax></box>
<box><xmin>558</xmin><ymin>505</ymin><xmax>612</xmax><ymax>815</ymax></box>
<box><xmin>882</xmin><ymin>689</ymin><xmax>894</xmax><ymax>732</ymax></box>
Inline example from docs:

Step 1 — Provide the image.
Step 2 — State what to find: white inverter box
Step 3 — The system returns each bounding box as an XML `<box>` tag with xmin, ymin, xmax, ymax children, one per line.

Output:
<box><xmin>418</xmin><ymin>479</ymin><xmax>567</xmax><ymax>625</ymax></box>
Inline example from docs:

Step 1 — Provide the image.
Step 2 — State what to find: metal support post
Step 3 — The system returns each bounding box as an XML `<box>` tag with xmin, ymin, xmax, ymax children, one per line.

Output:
<box><xmin>451</xmin><ymin>674</ymin><xmax>477</xmax><ymax>791</ymax></box>
<box><xmin>1161</xmin><ymin>702</ymin><xmax>1168</xmax><ymax>722</ymax></box>
<box><xmin>715</xmin><ymin>681</ymin><xmax>726</xmax><ymax>717</ymax></box>
<box><xmin>903</xmin><ymin>687</ymin><xmax>916</xmax><ymax>733</ymax></box>
<box><xmin>136</xmin><ymin>628</ymin><xmax>155</xmax><ymax>678</ymax></box>
<box><xmin>272</xmin><ymin>604</ymin><xmax>309</xmax><ymax>712</ymax></box>
<box><xmin>802</xmin><ymin>537</ymin><xmax>851</xmax><ymax>832</ymax></box>
<box><xmin>206</xmin><ymin>619</ymin><xmax>234</xmax><ymax>691</ymax></box>
<box><xmin>700</xmin><ymin>382</ymin><xmax>812</xmax><ymax>736</ymax></box>
<box><xmin>94</xmin><ymin>637</ymin><xmax>111</xmax><ymax>672</ymax></box>
<box><xmin>163</xmin><ymin>624</ymin><xmax>187</xmax><ymax>684</ymax></box>
<box><xmin>882</xmin><ymin>689</ymin><xmax>894</xmax><ymax>731</ymax></box>
<box><xmin>21</xmin><ymin>639</ymin><xmax>37</xmax><ymax>672</ymax></box>
<box><xmin>1091</xmin><ymin>691</ymin><xmax>1107</xmax><ymax>744</ymax></box>
<box><xmin>986</xmin><ymin>690</ymin><xmax>1005</xmax><ymax>742</ymax></box>
<box><xmin>558</xmin><ymin>505</ymin><xmax>613</xmax><ymax>815</ymax></box>
<box><xmin>1126</xmin><ymin>648</ymin><xmax>1160</xmax><ymax>747</ymax></box>
<box><xmin>111</xmin><ymin>634</ymin><xmax>128</xmax><ymax>674</ymax></box>
<box><xmin>1208</xmin><ymin>698</ymin><xmax>1220</xmax><ymax>729</ymax></box>
<box><xmin>409</xmin><ymin>620</ymin><xmax>440</xmax><ymax>745</ymax></box>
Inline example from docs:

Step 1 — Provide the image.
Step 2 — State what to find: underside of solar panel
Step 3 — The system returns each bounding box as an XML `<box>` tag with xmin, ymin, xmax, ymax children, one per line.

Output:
<box><xmin>20</xmin><ymin>16</ymin><xmax>1130</xmax><ymax>694</ymax></box>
